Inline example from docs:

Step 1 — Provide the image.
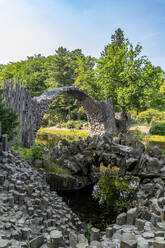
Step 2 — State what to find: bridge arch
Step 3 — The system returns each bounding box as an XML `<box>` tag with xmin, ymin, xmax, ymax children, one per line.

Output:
<box><xmin>3</xmin><ymin>83</ymin><xmax>117</xmax><ymax>147</ymax></box>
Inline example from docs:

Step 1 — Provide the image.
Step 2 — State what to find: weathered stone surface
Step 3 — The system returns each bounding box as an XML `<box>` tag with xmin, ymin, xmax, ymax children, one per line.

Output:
<box><xmin>116</xmin><ymin>213</ymin><xmax>127</xmax><ymax>225</ymax></box>
<box><xmin>106</xmin><ymin>227</ymin><xmax>113</xmax><ymax>239</ymax></box>
<box><xmin>137</xmin><ymin>239</ymin><xmax>149</xmax><ymax>248</ymax></box>
<box><xmin>90</xmin><ymin>228</ymin><xmax>100</xmax><ymax>242</ymax></box>
<box><xmin>69</xmin><ymin>232</ymin><xmax>78</xmax><ymax>248</ymax></box>
<box><xmin>127</xmin><ymin>208</ymin><xmax>137</xmax><ymax>225</ymax></box>
<box><xmin>0</xmin><ymin>239</ymin><xmax>10</xmax><ymax>248</ymax></box>
<box><xmin>121</xmin><ymin>233</ymin><xmax>137</xmax><ymax>248</ymax></box>
<box><xmin>156</xmin><ymin>222</ymin><xmax>165</xmax><ymax>231</ymax></box>
<box><xmin>30</xmin><ymin>235</ymin><xmax>44</xmax><ymax>248</ymax></box>
<box><xmin>154</xmin><ymin>239</ymin><xmax>165</xmax><ymax>248</ymax></box>
<box><xmin>142</xmin><ymin>232</ymin><xmax>154</xmax><ymax>239</ymax></box>
<box><xmin>135</xmin><ymin>218</ymin><xmax>145</xmax><ymax>231</ymax></box>
<box><xmin>50</xmin><ymin>230</ymin><xmax>64</xmax><ymax>247</ymax></box>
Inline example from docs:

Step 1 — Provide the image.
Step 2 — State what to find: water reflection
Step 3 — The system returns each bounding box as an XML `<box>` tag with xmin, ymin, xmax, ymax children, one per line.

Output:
<box><xmin>58</xmin><ymin>185</ymin><xmax>117</xmax><ymax>231</ymax></box>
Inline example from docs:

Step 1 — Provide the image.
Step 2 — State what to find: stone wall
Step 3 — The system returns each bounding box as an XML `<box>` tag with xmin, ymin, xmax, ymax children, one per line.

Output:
<box><xmin>3</xmin><ymin>82</ymin><xmax>118</xmax><ymax>147</ymax></box>
<box><xmin>0</xmin><ymin>122</ymin><xmax>8</xmax><ymax>154</ymax></box>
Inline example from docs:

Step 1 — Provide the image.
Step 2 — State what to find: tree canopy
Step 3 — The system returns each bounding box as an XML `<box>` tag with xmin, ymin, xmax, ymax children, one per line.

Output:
<box><xmin>0</xmin><ymin>28</ymin><xmax>164</xmax><ymax>124</ymax></box>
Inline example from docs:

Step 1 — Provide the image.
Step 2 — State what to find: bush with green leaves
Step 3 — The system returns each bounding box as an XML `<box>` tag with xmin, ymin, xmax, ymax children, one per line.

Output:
<box><xmin>93</xmin><ymin>170</ymin><xmax>138</xmax><ymax>214</ymax></box>
<box><xmin>0</xmin><ymin>89</ymin><xmax>19</xmax><ymax>140</ymax></box>
<box><xmin>14</xmin><ymin>144</ymin><xmax>44</xmax><ymax>160</ymax></box>
<box><xmin>137</xmin><ymin>109</ymin><xmax>163</xmax><ymax>124</ymax></box>
<box><xmin>150</xmin><ymin>121</ymin><xmax>165</xmax><ymax>135</ymax></box>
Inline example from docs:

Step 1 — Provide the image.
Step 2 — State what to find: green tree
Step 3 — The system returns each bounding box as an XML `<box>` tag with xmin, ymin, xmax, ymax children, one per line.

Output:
<box><xmin>74</xmin><ymin>56</ymin><xmax>101</xmax><ymax>100</ymax></box>
<box><xmin>45</xmin><ymin>47</ymin><xmax>87</xmax><ymax>123</ymax></box>
<box><xmin>97</xmin><ymin>29</ymin><xmax>164</xmax><ymax>112</ymax></box>
<box><xmin>0</xmin><ymin>89</ymin><xmax>19</xmax><ymax>140</ymax></box>
<box><xmin>0</xmin><ymin>55</ymin><xmax>48</xmax><ymax>97</ymax></box>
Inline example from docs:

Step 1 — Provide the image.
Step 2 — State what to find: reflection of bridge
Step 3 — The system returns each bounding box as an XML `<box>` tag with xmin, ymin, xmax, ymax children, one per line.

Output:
<box><xmin>3</xmin><ymin>82</ymin><xmax>118</xmax><ymax>147</ymax></box>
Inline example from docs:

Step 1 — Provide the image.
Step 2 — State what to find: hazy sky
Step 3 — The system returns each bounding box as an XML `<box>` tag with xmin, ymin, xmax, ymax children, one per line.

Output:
<box><xmin>0</xmin><ymin>0</ymin><xmax>165</xmax><ymax>70</ymax></box>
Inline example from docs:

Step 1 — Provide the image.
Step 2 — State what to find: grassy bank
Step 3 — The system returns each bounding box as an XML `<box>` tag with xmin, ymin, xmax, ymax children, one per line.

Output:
<box><xmin>36</xmin><ymin>128</ymin><xmax>88</xmax><ymax>146</ymax></box>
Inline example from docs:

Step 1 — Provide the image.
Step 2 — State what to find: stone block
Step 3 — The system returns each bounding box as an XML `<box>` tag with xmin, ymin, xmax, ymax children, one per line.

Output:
<box><xmin>50</xmin><ymin>230</ymin><xmax>64</xmax><ymax>248</ymax></box>
<box><xmin>135</xmin><ymin>218</ymin><xmax>145</xmax><ymax>231</ymax></box>
<box><xmin>127</xmin><ymin>208</ymin><xmax>137</xmax><ymax>225</ymax></box>
<box><xmin>156</xmin><ymin>222</ymin><xmax>165</xmax><ymax>231</ymax></box>
<box><xmin>116</xmin><ymin>212</ymin><xmax>127</xmax><ymax>225</ymax></box>
<box><xmin>1</xmin><ymin>135</ymin><xmax>8</xmax><ymax>152</ymax></box>
<box><xmin>30</xmin><ymin>235</ymin><xmax>44</xmax><ymax>248</ymax></box>
<box><xmin>120</xmin><ymin>233</ymin><xmax>137</xmax><ymax>248</ymax></box>
<box><xmin>69</xmin><ymin>232</ymin><xmax>78</xmax><ymax>248</ymax></box>
<box><xmin>90</xmin><ymin>228</ymin><xmax>100</xmax><ymax>242</ymax></box>
<box><xmin>0</xmin><ymin>239</ymin><xmax>10</xmax><ymax>248</ymax></box>
<box><xmin>137</xmin><ymin>239</ymin><xmax>149</xmax><ymax>248</ymax></box>
<box><xmin>106</xmin><ymin>227</ymin><xmax>113</xmax><ymax>238</ymax></box>
<box><xmin>154</xmin><ymin>239</ymin><xmax>165</xmax><ymax>248</ymax></box>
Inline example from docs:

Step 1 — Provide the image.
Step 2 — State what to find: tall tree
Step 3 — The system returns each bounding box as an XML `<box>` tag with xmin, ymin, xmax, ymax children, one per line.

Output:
<box><xmin>111</xmin><ymin>28</ymin><xmax>125</xmax><ymax>47</ymax></box>
<box><xmin>97</xmin><ymin>29</ymin><xmax>165</xmax><ymax>113</ymax></box>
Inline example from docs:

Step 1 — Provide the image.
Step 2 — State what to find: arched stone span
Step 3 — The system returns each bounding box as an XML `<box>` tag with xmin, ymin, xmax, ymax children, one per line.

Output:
<box><xmin>3</xmin><ymin>82</ymin><xmax>117</xmax><ymax>147</ymax></box>
<box><xmin>34</xmin><ymin>86</ymin><xmax>117</xmax><ymax>139</ymax></box>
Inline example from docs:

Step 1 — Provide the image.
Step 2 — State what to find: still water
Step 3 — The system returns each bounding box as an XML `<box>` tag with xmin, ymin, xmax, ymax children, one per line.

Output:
<box><xmin>58</xmin><ymin>185</ymin><xmax>117</xmax><ymax>231</ymax></box>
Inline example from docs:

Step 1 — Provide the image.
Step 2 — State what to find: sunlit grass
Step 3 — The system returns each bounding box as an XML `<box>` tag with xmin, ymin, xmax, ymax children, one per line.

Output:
<box><xmin>44</xmin><ymin>161</ymin><xmax>72</xmax><ymax>177</ymax></box>
<box><xmin>36</xmin><ymin>128</ymin><xmax>88</xmax><ymax>146</ymax></box>
<box><xmin>148</xmin><ymin>135</ymin><xmax>165</xmax><ymax>142</ymax></box>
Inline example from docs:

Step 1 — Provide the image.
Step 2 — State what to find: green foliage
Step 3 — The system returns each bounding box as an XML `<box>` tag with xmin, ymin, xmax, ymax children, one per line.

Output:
<box><xmin>0</xmin><ymin>89</ymin><xmax>19</xmax><ymax>140</ymax></box>
<box><xmin>93</xmin><ymin>170</ymin><xmax>138</xmax><ymax>214</ymax></box>
<box><xmin>44</xmin><ymin>160</ymin><xmax>71</xmax><ymax>177</ymax></box>
<box><xmin>26</xmin><ymin>240</ymin><xmax>30</xmax><ymax>247</ymax></box>
<box><xmin>14</xmin><ymin>144</ymin><xmax>44</xmax><ymax>160</ymax></box>
<box><xmin>65</xmin><ymin>120</ymin><xmax>87</xmax><ymax>129</ymax></box>
<box><xmin>74</xmin><ymin>56</ymin><xmax>101</xmax><ymax>100</ymax></box>
<box><xmin>150</xmin><ymin>121</ymin><xmax>165</xmax><ymax>135</ymax></box>
<box><xmin>97</xmin><ymin>29</ymin><xmax>165</xmax><ymax>112</ymax></box>
<box><xmin>0</xmin><ymin>29</ymin><xmax>165</xmax><ymax>126</ymax></box>
<box><xmin>137</xmin><ymin>109</ymin><xmax>164</xmax><ymax>124</ymax></box>
<box><xmin>13</xmin><ymin>144</ymin><xmax>71</xmax><ymax>177</ymax></box>
<box><xmin>36</xmin><ymin>128</ymin><xmax>88</xmax><ymax>146</ymax></box>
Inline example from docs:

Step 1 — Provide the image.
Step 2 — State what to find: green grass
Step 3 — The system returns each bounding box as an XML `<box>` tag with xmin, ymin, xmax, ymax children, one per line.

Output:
<box><xmin>44</xmin><ymin>161</ymin><xmax>72</xmax><ymax>177</ymax></box>
<box><xmin>36</xmin><ymin>128</ymin><xmax>88</xmax><ymax>146</ymax></box>
<box><xmin>12</xmin><ymin>146</ymin><xmax>34</xmax><ymax>159</ymax></box>
<box><xmin>39</xmin><ymin>128</ymin><xmax>88</xmax><ymax>137</ymax></box>
<box><xmin>12</xmin><ymin>145</ymin><xmax>72</xmax><ymax>177</ymax></box>
<box><xmin>148</xmin><ymin>135</ymin><xmax>165</xmax><ymax>142</ymax></box>
<box><xmin>129</xmin><ymin>128</ymin><xmax>165</xmax><ymax>155</ymax></box>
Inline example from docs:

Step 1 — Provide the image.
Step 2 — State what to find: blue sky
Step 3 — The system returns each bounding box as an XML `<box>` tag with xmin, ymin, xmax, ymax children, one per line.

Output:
<box><xmin>0</xmin><ymin>0</ymin><xmax>165</xmax><ymax>70</ymax></box>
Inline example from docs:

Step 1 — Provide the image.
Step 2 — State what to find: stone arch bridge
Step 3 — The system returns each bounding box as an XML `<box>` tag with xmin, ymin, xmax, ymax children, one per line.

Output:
<box><xmin>3</xmin><ymin>82</ymin><xmax>123</xmax><ymax>147</ymax></box>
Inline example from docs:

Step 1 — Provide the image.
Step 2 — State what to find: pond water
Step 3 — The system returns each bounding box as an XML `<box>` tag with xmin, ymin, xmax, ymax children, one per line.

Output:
<box><xmin>58</xmin><ymin>185</ymin><xmax>117</xmax><ymax>231</ymax></box>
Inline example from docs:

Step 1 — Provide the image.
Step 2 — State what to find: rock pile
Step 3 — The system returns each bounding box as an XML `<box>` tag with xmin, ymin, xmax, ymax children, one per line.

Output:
<box><xmin>0</xmin><ymin>149</ymin><xmax>84</xmax><ymax>247</ymax></box>
<box><xmin>0</xmin><ymin>131</ymin><xmax>165</xmax><ymax>247</ymax></box>
<box><xmin>39</xmin><ymin>133</ymin><xmax>144</xmax><ymax>191</ymax></box>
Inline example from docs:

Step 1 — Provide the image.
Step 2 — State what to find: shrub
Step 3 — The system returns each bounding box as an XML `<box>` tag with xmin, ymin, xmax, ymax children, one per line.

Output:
<box><xmin>93</xmin><ymin>169</ymin><xmax>138</xmax><ymax>214</ymax></box>
<box><xmin>14</xmin><ymin>144</ymin><xmax>44</xmax><ymax>160</ymax></box>
<box><xmin>150</xmin><ymin>121</ymin><xmax>165</xmax><ymax>135</ymax></box>
<box><xmin>66</xmin><ymin>120</ymin><xmax>76</xmax><ymax>129</ymax></box>
<box><xmin>137</xmin><ymin>109</ymin><xmax>163</xmax><ymax>124</ymax></box>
